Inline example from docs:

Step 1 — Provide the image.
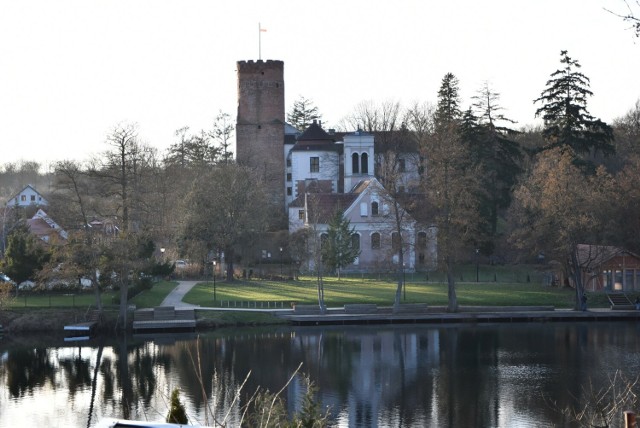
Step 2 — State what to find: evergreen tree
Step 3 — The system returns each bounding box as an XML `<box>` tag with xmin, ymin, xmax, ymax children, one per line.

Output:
<box><xmin>1</xmin><ymin>222</ymin><xmax>50</xmax><ymax>287</ymax></box>
<box><xmin>471</xmin><ymin>83</ymin><xmax>523</xmax><ymax>245</ymax></box>
<box><xmin>321</xmin><ymin>211</ymin><xmax>360</xmax><ymax>279</ymax></box>
<box><xmin>435</xmin><ymin>73</ymin><xmax>462</xmax><ymax>127</ymax></box>
<box><xmin>287</xmin><ymin>96</ymin><xmax>323</xmax><ymax>132</ymax></box>
<box><xmin>534</xmin><ymin>50</ymin><xmax>614</xmax><ymax>163</ymax></box>
<box><xmin>210</xmin><ymin>110</ymin><xmax>234</xmax><ymax>163</ymax></box>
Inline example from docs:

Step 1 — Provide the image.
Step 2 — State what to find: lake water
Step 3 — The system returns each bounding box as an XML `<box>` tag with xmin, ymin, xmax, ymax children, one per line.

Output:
<box><xmin>1</xmin><ymin>322</ymin><xmax>640</xmax><ymax>427</ymax></box>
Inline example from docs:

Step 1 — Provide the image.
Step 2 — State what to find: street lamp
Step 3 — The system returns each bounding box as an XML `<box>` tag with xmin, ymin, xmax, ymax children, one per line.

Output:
<box><xmin>279</xmin><ymin>247</ymin><xmax>283</xmax><ymax>277</ymax></box>
<box><xmin>403</xmin><ymin>262</ymin><xmax>406</xmax><ymax>301</ymax></box>
<box><xmin>212</xmin><ymin>260</ymin><xmax>217</xmax><ymax>304</ymax></box>
<box><xmin>160</xmin><ymin>247</ymin><xmax>165</xmax><ymax>261</ymax></box>
<box><xmin>475</xmin><ymin>248</ymin><xmax>480</xmax><ymax>283</ymax></box>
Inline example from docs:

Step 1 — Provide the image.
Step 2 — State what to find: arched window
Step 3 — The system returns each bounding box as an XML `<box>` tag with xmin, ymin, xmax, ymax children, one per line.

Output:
<box><xmin>371</xmin><ymin>232</ymin><xmax>381</xmax><ymax>249</ymax></box>
<box><xmin>371</xmin><ymin>201</ymin><xmax>379</xmax><ymax>216</ymax></box>
<box><xmin>352</xmin><ymin>153</ymin><xmax>360</xmax><ymax>174</ymax></box>
<box><xmin>361</xmin><ymin>152</ymin><xmax>368</xmax><ymax>174</ymax></box>
<box><xmin>351</xmin><ymin>233</ymin><xmax>360</xmax><ymax>251</ymax></box>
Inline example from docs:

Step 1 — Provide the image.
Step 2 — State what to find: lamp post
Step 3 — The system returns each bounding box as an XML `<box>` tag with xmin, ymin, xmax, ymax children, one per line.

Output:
<box><xmin>160</xmin><ymin>247</ymin><xmax>165</xmax><ymax>259</ymax></box>
<box><xmin>403</xmin><ymin>262</ymin><xmax>406</xmax><ymax>301</ymax></box>
<box><xmin>279</xmin><ymin>247</ymin><xmax>283</xmax><ymax>277</ymax></box>
<box><xmin>475</xmin><ymin>248</ymin><xmax>479</xmax><ymax>283</ymax></box>
<box><xmin>212</xmin><ymin>260</ymin><xmax>217</xmax><ymax>304</ymax></box>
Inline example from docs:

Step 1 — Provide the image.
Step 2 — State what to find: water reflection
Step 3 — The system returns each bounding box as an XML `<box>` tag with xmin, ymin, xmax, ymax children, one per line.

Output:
<box><xmin>1</xmin><ymin>323</ymin><xmax>640</xmax><ymax>427</ymax></box>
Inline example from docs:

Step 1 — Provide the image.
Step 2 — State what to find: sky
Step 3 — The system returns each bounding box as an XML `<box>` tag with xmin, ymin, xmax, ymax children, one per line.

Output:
<box><xmin>1</xmin><ymin>0</ymin><xmax>639</xmax><ymax>169</ymax></box>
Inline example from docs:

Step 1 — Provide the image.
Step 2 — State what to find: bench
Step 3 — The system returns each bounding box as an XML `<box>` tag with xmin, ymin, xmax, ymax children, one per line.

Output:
<box><xmin>293</xmin><ymin>304</ymin><xmax>322</xmax><ymax>314</ymax></box>
<box><xmin>393</xmin><ymin>303</ymin><xmax>428</xmax><ymax>314</ymax></box>
<box><xmin>133</xmin><ymin>306</ymin><xmax>196</xmax><ymax>331</ymax></box>
<box><xmin>344</xmin><ymin>304</ymin><xmax>378</xmax><ymax>314</ymax></box>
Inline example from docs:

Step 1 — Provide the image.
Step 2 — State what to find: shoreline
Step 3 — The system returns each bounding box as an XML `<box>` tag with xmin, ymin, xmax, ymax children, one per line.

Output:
<box><xmin>2</xmin><ymin>305</ymin><xmax>640</xmax><ymax>338</ymax></box>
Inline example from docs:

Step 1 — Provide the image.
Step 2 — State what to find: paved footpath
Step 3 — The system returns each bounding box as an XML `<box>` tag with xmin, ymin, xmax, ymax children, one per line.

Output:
<box><xmin>160</xmin><ymin>281</ymin><xmax>200</xmax><ymax>308</ymax></box>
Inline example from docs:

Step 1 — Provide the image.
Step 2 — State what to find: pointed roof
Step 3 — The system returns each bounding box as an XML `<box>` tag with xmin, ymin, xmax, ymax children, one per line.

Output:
<box><xmin>6</xmin><ymin>184</ymin><xmax>48</xmax><ymax>206</ymax></box>
<box><xmin>291</xmin><ymin>120</ymin><xmax>341</xmax><ymax>152</ymax></box>
<box><xmin>576</xmin><ymin>244</ymin><xmax>640</xmax><ymax>267</ymax></box>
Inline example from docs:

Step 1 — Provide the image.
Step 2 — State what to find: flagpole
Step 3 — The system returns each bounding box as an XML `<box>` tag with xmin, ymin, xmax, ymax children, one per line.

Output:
<box><xmin>258</xmin><ymin>22</ymin><xmax>262</xmax><ymax>60</ymax></box>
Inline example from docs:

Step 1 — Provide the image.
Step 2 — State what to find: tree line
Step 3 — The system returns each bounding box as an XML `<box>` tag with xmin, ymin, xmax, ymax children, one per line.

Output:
<box><xmin>1</xmin><ymin>50</ymin><xmax>639</xmax><ymax>315</ymax></box>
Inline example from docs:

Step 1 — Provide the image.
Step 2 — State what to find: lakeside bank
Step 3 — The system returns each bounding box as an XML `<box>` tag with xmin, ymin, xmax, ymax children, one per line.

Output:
<box><xmin>3</xmin><ymin>305</ymin><xmax>640</xmax><ymax>337</ymax></box>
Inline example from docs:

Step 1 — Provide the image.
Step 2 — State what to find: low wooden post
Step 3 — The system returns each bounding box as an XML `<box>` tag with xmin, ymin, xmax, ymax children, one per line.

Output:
<box><xmin>625</xmin><ymin>410</ymin><xmax>637</xmax><ymax>428</ymax></box>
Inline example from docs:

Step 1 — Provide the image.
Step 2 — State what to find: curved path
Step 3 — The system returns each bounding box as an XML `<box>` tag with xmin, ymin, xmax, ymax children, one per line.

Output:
<box><xmin>160</xmin><ymin>280</ymin><xmax>200</xmax><ymax>308</ymax></box>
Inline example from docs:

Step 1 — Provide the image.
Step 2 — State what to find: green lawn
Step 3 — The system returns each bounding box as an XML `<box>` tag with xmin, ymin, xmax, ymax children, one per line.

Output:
<box><xmin>183</xmin><ymin>275</ymin><xmax>615</xmax><ymax>309</ymax></box>
<box><xmin>130</xmin><ymin>281</ymin><xmax>179</xmax><ymax>308</ymax></box>
<box><xmin>6</xmin><ymin>290</ymin><xmax>119</xmax><ymax>309</ymax></box>
<box><xmin>2</xmin><ymin>275</ymin><xmax>616</xmax><ymax>311</ymax></box>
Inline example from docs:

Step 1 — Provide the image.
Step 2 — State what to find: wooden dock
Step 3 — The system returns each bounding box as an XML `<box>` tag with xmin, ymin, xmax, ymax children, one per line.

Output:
<box><xmin>64</xmin><ymin>309</ymin><xmax>101</xmax><ymax>335</ymax></box>
<box><xmin>277</xmin><ymin>305</ymin><xmax>640</xmax><ymax>325</ymax></box>
<box><xmin>132</xmin><ymin>306</ymin><xmax>196</xmax><ymax>332</ymax></box>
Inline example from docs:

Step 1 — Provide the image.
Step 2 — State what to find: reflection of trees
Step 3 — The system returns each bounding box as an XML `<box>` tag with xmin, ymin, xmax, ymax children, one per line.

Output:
<box><xmin>6</xmin><ymin>347</ymin><xmax>56</xmax><ymax>398</ymax></box>
<box><xmin>4</xmin><ymin>323</ymin><xmax>640</xmax><ymax>426</ymax></box>
<box><xmin>59</xmin><ymin>347</ymin><xmax>92</xmax><ymax>398</ymax></box>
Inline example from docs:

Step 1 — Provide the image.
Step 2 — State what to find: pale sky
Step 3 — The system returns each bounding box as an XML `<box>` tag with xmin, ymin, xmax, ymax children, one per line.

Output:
<box><xmin>1</xmin><ymin>0</ymin><xmax>638</xmax><ymax>169</ymax></box>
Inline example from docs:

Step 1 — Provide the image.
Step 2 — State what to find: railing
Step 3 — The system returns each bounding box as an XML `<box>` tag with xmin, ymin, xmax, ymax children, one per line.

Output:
<box><xmin>218</xmin><ymin>300</ymin><xmax>291</xmax><ymax>309</ymax></box>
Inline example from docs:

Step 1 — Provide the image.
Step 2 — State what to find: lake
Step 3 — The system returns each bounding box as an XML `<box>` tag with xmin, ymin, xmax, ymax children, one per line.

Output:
<box><xmin>1</xmin><ymin>321</ymin><xmax>640</xmax><ymax>427</ymax></box>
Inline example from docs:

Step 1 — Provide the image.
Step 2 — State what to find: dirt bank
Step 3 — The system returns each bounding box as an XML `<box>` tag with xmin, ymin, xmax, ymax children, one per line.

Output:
<box><xmin>0</xmin><ymin>309</ymin><xmax>121</xmax><ymax>334</ymax></box>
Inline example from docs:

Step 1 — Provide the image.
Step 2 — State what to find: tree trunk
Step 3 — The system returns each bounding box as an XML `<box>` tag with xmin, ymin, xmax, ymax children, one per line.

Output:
<box><xmin>317</xmin><ymin>263</ymin><xmax>326</xmax><ymax>313</ymax></box>
<box><xmin>92</xmin><ymin>270</ymin><xmax>103</xmax><ymax>311</ymax></box>
<box><xmin>225</xmin><ymin>247</ymin><xmax>234</xmax><ymax>281</ymax></box>
<box><xmin>446</xmin><ymin>257</ymin><xmax>458</xmax><ymax>312</ymax></box>
<box><xmin>570</xmin><ymin>250</ymin><xmax>585</xmax><ymax>311</ymax></box>
<box><xmin>118</xmin><ymin>279</ymin><xmax>129</xmax><ymax>330</ymax></box>
<box><xmin>393</xmin><ymin>249</ymin><xmax>404</xmax><ymax>312</ymax></box>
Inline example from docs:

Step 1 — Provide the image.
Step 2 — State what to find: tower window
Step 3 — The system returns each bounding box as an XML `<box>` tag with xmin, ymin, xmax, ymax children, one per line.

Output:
<box><xmin>352</xmin><ymin>153</ymin><xmax>360</xmax><ymax>174</ymax></box>
<box><xmin>287</xmin><ymin>187</ymin><xmax>292</xmax><ymax>196</ymax></box>
<box><xmin>310</xmin><ymin>157</ymin><xmax>320</xmax><ymax>173</ymax></box>
<box><xmin>286</xmin><ymin>173</ymin><xmax>292</xmax><ymax>182</ymax></box>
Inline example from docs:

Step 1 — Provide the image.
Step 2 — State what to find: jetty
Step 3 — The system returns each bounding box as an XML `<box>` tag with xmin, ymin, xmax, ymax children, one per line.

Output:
<box><xmin>64</xmin><ymin>309</ymin><xmax>101</xmax><ymax>335</ymax></box>
<box><xmin>277</xmin><ymin>305</ymin><xmax>640</xmax><ymax>325</ymax></box>
<box><xmin>133</xmin><ymin>306</ymin><xmax>196</xmax><ymax>332</ymax></box>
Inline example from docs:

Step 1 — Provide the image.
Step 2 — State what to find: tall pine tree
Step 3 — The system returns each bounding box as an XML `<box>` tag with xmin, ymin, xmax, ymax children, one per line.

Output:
<box><xmin>534</xmin><ymin>50</ymin><xmax>614</xmax><ymax>164</ymax></box>
<box><xmin>287</xmin><ymin>96</ymin><xmax>323</xmax><ymax>132</ymax></box>
<box><xmin>471</xmin><ymin>83</ymin><xmax>522</xmax><ymax>248</ymax></box>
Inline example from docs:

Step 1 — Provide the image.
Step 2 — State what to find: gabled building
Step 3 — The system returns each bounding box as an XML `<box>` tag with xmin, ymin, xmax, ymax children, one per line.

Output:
<box><xmin>236</xmin><ymin>59</ymin><xmax>437</xmax><ymax>273</ymax></box>
<box><xmin>289</xmin><ymin>176</ymin><xmax>436</xmax><ymax>273</ymax></box>
<box><xmin>27</xmin><ymin>209</ymin><xmax>67</xmax><ymax>245</ymax></box>
<box><xmin>573</xmin><ymin>244</ymin><xmax>640</xmax><ymax>292</ymax></box>
<box><xmin>6</xmin><ymin>184</ymin><xmax>48</xmax><ymax>207</ymax></box>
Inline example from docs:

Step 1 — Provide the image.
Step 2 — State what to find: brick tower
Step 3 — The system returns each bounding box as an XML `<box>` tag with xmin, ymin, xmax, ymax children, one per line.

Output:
<box><xmin>236</xmin><ymin>60</ymin><xmax>285</xmax><ymax>209</ymax></box>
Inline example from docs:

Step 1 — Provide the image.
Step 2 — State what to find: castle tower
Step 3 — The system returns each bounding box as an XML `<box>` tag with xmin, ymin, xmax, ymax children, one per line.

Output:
<box><xmin>236</xmin><ymin>60</ymin><xmax>285</xmax><ymax>208</ymax></box>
